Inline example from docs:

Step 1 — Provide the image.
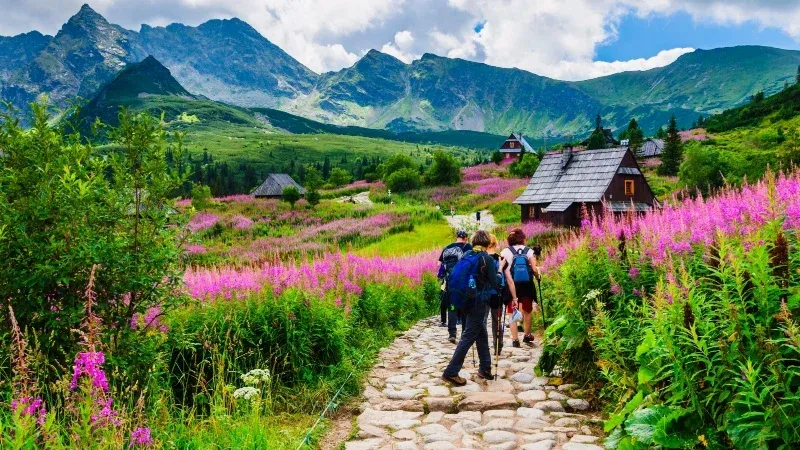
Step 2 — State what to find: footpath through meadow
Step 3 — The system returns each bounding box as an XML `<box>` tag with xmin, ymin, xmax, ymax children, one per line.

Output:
<box><xmin>342</xmin><ymin>316</ymin><xmax>603</xmax><ymax>450</ymax></box>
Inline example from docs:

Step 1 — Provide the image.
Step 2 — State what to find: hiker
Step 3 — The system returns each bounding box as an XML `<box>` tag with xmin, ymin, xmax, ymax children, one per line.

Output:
<box><xmin>487</xmin><ymin>234</ymin><xmax>515</xmax><ymax>354</ymax></box>
<box><xmin>441</xmin><ymin>230</ymin><xmax>502</xmax><ymax>385</ymax></box>
<box><xmin>500</xmin><ymin>228</ymin><xmax>541</xmax><ymax>347</ymax></box>
<box><xmin>438</xmin><ymin>229</ymin><xmax>471</xmax><ymax>342</ymax></box>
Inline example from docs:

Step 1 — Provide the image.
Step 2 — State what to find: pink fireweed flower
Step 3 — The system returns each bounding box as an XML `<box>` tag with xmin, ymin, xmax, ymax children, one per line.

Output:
<box><xmin>129</xmin><ymin>427</ymin><xmax>154</xmax><ymax>448</ymax></box>
<box><xmin>610</xmin><ymin>284</ymin><xmax>621</xmax><ymax>295</ymax></box>
<box><xmin>91</xmin><ymin>397</ymin><xmax>120</xmax><ymax>427</ymax></box>
<box><xmin>130</xmin><ymin>306</ymin><xmax>168</xmax><ymax>333</ymax></box>
<box><xmin>10</xmin><ymin>397</ymin><xmax>46</xmax><ymax>426</ymax></box>
<box><xmin>185</xmin><ymin>244</ymin><xmax>207</xmax><ymax>255</ymax></box>
<box><xmin>628</xmin><ymin>268</ymin><xmax>640</xmax><ymax>279</ymax></box>
<box><xmin>71</xmin><ymin>351</ymin><xmax>109</xmax><ymax>393</ymax></box>
<box><xmin>230</xmin><ymin>214</ymin><xmax>255</xmax><ymax>230</ymax></box>
<box><xmin>186</xmin><ymin>213</ymin><xmax>220</xmax><ymax>232</ymax></box>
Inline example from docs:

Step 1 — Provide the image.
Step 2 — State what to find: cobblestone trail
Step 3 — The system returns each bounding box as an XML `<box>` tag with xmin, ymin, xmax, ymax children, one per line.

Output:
<box><xmin>344</xmin><ymin>317</ymin><xmax>602</xmax><ymax>450</ymax></box>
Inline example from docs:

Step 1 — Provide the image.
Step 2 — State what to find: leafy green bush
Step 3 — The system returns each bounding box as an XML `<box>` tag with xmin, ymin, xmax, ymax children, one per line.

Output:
<box><xmin>282</xmin><ymin>186</ymin><xmax>301</xmax><ymax>208</ymax></box>
<box><xmin>387</xmin><ymin>168</ymin><xmax>422</xmax><ymax>193</ymax></box>
<box><xmin>425</xmin><ymin>150</ymin><xmax>462</xmax><ymax>186</ymax></box>
<box><xmin>509</xmin><ymin>153</ymin><xmax>540</xmax><ymax>178</ymax></box>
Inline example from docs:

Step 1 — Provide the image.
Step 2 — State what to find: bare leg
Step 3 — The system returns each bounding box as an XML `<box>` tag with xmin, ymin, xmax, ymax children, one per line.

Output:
<box><xmin>523</xmin><ymin>310</ymin><xmax>532</xmax><ymax>336</ymax></box>
<box><xmin>510</xmin><ymin>311</ymin><xmax>519</xmax><ymax>342</ymax></box>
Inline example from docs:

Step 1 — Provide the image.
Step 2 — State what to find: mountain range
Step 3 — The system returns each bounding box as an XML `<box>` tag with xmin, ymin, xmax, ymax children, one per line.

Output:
<box><xmin>3</xmin><ymin>3</ymin><xmax>800</xmax><ymax>137</ymax></box>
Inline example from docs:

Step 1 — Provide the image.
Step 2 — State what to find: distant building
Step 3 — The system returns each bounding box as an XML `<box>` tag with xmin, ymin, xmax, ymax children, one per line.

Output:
<box><xmin>638</xmin><ymin>138</ymin><xmax>664</xmax><ymax>158</ymax></box>
<box><xmin>513</xmin><ymin>146</ymin><xmax>657</xmax><ymax>227</ymax></box>
<box><xmin>580</xmin><ymin>128</ymin><xmax>619</xmax><ymax>148</ymax></box>
<box><xmin>499</xmin><ymin>133</ymin><xmax>534</xmax><ymax>159</ymax></box>
<box><xmin>252</xmin><ymin>173</ymin><xmax>306</xmax><ymax>198</ymax></box>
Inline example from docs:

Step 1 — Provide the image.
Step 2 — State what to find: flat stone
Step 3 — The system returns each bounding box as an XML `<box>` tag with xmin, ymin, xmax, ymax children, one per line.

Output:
<box><xmin>359</xmin><ymin>409</ymin><xmax>424</xmax><ymax>427</ymax></box>
<box><xmin>554</xmin><ymin>417</ymin><xmax>581</xmax><ymax>427</ymax></box>
<box><xmin>363</xmin><ymin>385</ymin><xmax>383</xmax><ymax>400</ymax></box>
<box><xmin>425</xmin><ymin>412</ymin><xmax>445</xmax><ymax>423</ymax></box>
<box><xmin>422</xmin><ymin>433</ymin><xmax>459</xmax><ymax>443</ymax></box>
<box><xmin>392</xmin><ymin>429</ymin><xmax>418</xmax><ymax>441</ymax></box>
<box><xmin>346</xmin><ymin>438</ymin><xmax>386</xmax><ymax>450</ymax></box>
<box><xmin>489</xmin><ymin>443</ymin><xmax>518</xmax><ymax>450</ymax></box>
<box><xmin>567</xmin><ymin>399</ymin><xmax>590</xmax><ymax>411</ymax></box>
<box><xmin>428</xmin><ymin>385</ymin><xmax>451</xmax><ymax>397</ymax></box>
<box><xmin>482</xmin><ymin>430</ymin><xmax>518</xmax><ymax>444</ymax></box>
<box><xmin>462</xmin><ymin>435</ymin><xmax>482</xmax><ymax>448</ymax></box>
<box><xmin>474</xmin><ymin>418</ymin><xmax>516</xmax><ymax>433</ymax></box>
<box><xmin>517</xmin><ymin>390</ymin><xmax>547</xmax><ymax>405</ymax></box>
<box><xmin>389</xmin><ymin>419</ymin><xmax>422</xmax><ymax>431</ymax></box>
<box><xmin>458</xmin><ymin>392</ymin><xmax>518</xmax><ymax>412</ymax></box>
<box><xmin>423</xmin><ymin>442</ymin><xmax>456</xmax><ymax>450</ymax></box>
<box><xmin>484</xmin><ymin>410</ymin><xmax>516</xmax><ymax>419</ymax></box>
<box><xmin>385</xmin><ymin>389</ymin><xmax>424</xmax><ymax>400</ymax></box>
<box><xmin>511</xmin><ymin>372</ymin><xmax>534</xmax><ymax>383</ymax></box>
<box><xmin>486</xmin><ymin>379</ymin><xmax>515</xmax><ymax>393</ymax></box>
<box><xmin>570</xmin><ymin>435</ymin><xmax>599</xmax><ymax>444</ymax></box>
<box><xmin>548</xmin><ymin>391</ymin><xmax>568</xmax><ymax>401</ymax></box>
<box><xmin>452</xmin><ymin>383</ymin><xmax>483</xmax><ymax>393</ymax></box>
<box><xmin>523</xmin><ymin>432</ymin><xmax>556</xmax><ymax>443</ymax></box>
<box><xmin>358</xmin><ymin>424</ymin><xmax>389</xmax><ymax>439</ymax></box>
<box><xmin>562</xmin><ymin>444</ymin><xmax>603</xmax><ymax>450</ymax></box>
<box><xmin>516</xmin><ymin>418</ymin><xmax>550</xmax><ymax>430</ymax></box>
<box><xmin>417</xmin><ymin>424</ymin><xmax>449</xmax><ymax>436</ymax></box>
<box><xmin>444</xmin><ymin>411</ymin><xmax>482</xmax><ymax>423</ymax></box>
<box><xmin>522</xmin><ymin>440</ymin><xmax>556</xmax><ymax>450</ymax></box>
<box><xmin>461</xmin><ymin>420</ymin><xmax>481</xmax><ymax>431</ymax></box>
<box><xmin>533</xmin><ymin>401</ymin><xmax>565</xmax><ymax>413</ymax></box>
<box><xmin>517</xmin><ymin>407</ymin><xmax>545</xmax><ymax>420</ymax></box>
<box><xmin>387</xmin><ymin>374</ymin><xmax>413</xmax><ymax>384</ymax></box>
<box><xmin>424</xmin><ymin>396</ymin><xmax>456</xmax><ymax>412</ymax></box>
<box><xmin>394</xmin><ymin>441</ymin><xmax>418</xmax><ymax>450</ymax></box>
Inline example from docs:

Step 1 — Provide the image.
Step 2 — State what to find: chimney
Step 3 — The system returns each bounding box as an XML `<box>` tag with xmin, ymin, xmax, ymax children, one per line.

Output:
<box><xmin>561</xmin><ymin>145</ymin><xmax>573</xmax><ymax>169</ymax></box>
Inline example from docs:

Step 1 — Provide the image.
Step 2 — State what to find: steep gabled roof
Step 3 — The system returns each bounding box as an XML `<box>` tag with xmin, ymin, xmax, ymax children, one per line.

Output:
<box><xmin>639</xmin><ymin>138</ymin><xmax>664</xmax><ymax>158</ymax></box>
<box><xmin>252</xmin><ymin>173</ymin><xmax>306</xmax><ymax>197</ymax></box>
<box><xmin>501</xmin><ymin>133</ymin><xmax>534</xmax><ymax>154</ymax></box>
<box><xmin>514</xmin><ymin>147</ymin><xmax>628</xmax><ymax>205</ymax></box>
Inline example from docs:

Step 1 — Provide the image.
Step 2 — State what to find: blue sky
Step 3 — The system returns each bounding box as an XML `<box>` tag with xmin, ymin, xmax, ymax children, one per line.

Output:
<box><xmin>3</xmin><ymin>1</ymin><xmax>800</xmax><ymax>80</ymax></box>
<box><xmin>597</xmin><ymin>11</ymin><xmax>800</xmax><ymax>62</ymax></box>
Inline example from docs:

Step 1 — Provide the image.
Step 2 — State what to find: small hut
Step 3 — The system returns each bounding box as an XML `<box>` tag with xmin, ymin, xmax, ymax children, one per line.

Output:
<box><xmin>499</xmin><ymin>133</ymin><xmax>534</xmax><ymax>160</ymax></box>
<box><xmin>513</xmin><ymin>146</ymin><xmax>657</xmax><ymax>227</ymax></box>
<box><xmin>252</xmin><ymin>173</ymin><xmax>306</xmax><ymax>199</ymax></box>
<box><xmin>638</xmin><ymin>138</ymin><xmax>664</xmax><ymax>158</ymax></box>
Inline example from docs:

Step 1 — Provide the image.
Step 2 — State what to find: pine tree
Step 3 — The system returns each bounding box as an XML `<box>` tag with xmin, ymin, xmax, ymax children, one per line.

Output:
<box><xmin>322</xmin><ymin>156</ymin><xmax>331</xmax><ymax>180</ymax></box>
<box><xmin>624</xmin><ymin>118</ymin><xmax>644</xmax><ymax>156</ymax></box>
<box><xmin>586</xmin><ymin>114</ymin><xmax>607</xmax><ymax>150</ymax></box>
<box><xmin>658</xmin><ymin>115</ymin><xmax>683</xmax><ymax>176</ymax></box>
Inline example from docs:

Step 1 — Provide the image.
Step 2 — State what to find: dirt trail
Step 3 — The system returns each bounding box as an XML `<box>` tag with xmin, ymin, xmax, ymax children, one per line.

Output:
<box><xmin>444</xmin><ymin>210</ymin><xmax>496</xmax><ymax>232</ymax></box>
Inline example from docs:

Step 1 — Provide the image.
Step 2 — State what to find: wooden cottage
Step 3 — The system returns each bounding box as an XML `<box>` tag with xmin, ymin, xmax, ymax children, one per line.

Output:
<box><xmin>499</xmin><ymin>133</ymin><xmax>534</xmax><ymax>159</ymax></box>
<box><xmin>638</xmin><ymin>138</ymin><xmax>664</xmax><ymax>158</ymax></box>
<box><xmin>252</xmin><ymin>173</ymin><xmax>306</xmax><ymax>199</ymax></box>
<box><xmin>513</xmin><ymin>146</ymin><xmax>657</xmax><ymax>227</ymax></box>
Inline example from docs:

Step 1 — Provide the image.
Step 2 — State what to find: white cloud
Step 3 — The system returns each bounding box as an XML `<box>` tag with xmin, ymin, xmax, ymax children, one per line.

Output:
<box><xmin>2</xmin><ymin>0</ymin><xmax>800</xmax><ymax>77</ymax></box>
<box><xmin>380</xmin><ymin>30</ymin><xmax>420</xmax><ymax>63</ymax></box>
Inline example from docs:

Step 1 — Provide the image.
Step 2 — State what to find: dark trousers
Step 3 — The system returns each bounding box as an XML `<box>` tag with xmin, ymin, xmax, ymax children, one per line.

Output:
<box><xmin>440</xmin><ymin>290</ymin><xmax>448</xmax><ymax>324</ymax></box>
<box><xmin>441</xmin><ymin>290</ymin><xmax>465</xmax><ymax>338</ymax></box>
<box><xmin>443</xmin><ymin>302</ymin><xmax>492</xmax><ymax>377</ymax></box>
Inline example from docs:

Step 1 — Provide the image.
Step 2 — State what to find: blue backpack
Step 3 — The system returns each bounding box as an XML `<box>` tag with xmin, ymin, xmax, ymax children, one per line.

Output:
<box><xmin>448</xmin><ymin>251</ymin><xmax>491</xmax><ymax>308</ymax></box>
<box><xmin>511</xmin><ymin>246</ymin><xmax>533</xmax><ymax>283</ymax></box>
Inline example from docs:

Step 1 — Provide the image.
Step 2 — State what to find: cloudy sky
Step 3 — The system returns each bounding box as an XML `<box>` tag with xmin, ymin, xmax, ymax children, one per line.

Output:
<box><xmin>4</xmin><ymin>1</ymin><xmax>800</xmax><ymax>80</ymax></box>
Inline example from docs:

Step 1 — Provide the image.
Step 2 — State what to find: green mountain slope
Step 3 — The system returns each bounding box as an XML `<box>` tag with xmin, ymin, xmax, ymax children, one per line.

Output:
<box><xmin>575</xmin><ymin>46</ymin><xmax>800</xmax><ymax>115</ymax></box>
<box><xmin>138</xmin><ymin>18</ymin><xmax>318</xmax><ymax>108</ymax></box>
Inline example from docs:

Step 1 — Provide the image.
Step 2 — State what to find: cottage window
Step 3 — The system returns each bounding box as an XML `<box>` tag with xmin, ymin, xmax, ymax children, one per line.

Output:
<box><xmin>509</xmin><ymin>141</ymin><xmax>516</xmax><ymax>148</ymax></box>
<box><xmin>624</xmin><ymin>180</ymin><xmax>635</xmax><ymax>196</ymax></box>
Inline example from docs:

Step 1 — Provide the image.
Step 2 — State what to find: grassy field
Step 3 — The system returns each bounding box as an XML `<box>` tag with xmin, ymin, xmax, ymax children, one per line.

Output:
<box><xmin>356</xmin><ymin>221</ymin><xmax>454</xmax><ymax>257</ymax></box>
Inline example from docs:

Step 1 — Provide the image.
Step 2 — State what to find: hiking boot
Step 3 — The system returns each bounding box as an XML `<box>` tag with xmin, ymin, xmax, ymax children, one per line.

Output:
<box><xmin>448</xmin><ymin>336</ymin><xmax>457</xmax><ymax>344</ymax></box>
<box><xmin>477</xmin><ymin>370</ymin><xmax>495</xmax><ymax>381</ymax></box>
<box><xmin>523</xmin><ymin>334</ymin><xmax>535</xmax><ymax>346</ymax></box>
<box><xmin>442</xmin><ymin>374</ymin><xmax>467</xmax><ymax>386</ymax></box>
<box><xmin>512</xmin><ymin>340</ymin><xmax>521</xmax><ymax>348</ymax></box>
<box><xmin>439</xmin><ymin>322</ymin><xmax>447</xmax><ymax>327</ymax></box>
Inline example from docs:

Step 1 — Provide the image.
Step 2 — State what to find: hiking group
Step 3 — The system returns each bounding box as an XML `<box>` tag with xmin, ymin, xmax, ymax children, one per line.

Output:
<box><xmin>437</xmin><ymin>228</ymin><xmax>541</xmax><ymax>386</ymax></box>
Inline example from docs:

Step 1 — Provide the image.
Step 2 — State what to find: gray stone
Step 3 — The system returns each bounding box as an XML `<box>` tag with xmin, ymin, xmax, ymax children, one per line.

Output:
<box><xmin>385</xmin><ymin>389</ymin><xmax>424</xmax><ymax>400</ymax></box>
<box><xmin>452</xmin><ymin>383</ymin><xmax>483</xmax><ymax>393</ymax></box>
<box><xmin>461</xmin><ymin>420</ymin><xmax>481</xmax><ymax>431</ymax></box>
<box><xmin>386</xmin><ymin>374</ymin><xmax>413</xmax><ymax>384</ymax></box>
<box><xmin>346</xmin><ymin>438</ymin><xmax>386</xmax><ymax>450</ymax></box>
<box><xmin>567</xmin><ymin>399</ymin><xmax>590</xmax><ymax>411</ymax></box>
<box><xmin>482</xmin><ymin>430</ymin><xmax>519</xmax><ymax>444</ymax></box>
<box><xmin>424</xmin><ymin>411</ymin><xmax>445</xmax><ymax>423</ymax></box>
<box><xmin>562</xmin><ymin>444</ymin><xmax>603</xmax><ymax>450</ymax></box>
<box><xmin>424</xmin><ymin>396</ymin><xmax>456</xmax><ymax>412</ymax></box>
<box><xmin>486</xmin><ymin>379</ymin><xmax>515</xmax><ymax>393</ymax></box>
<box><xmin>423</xmin><ymin>442</ymin><xmax>456</xmax><ymax>450</ymax></box>
<box><xmin>517</xmin><ymin>390</ymin><xmax>547</xmax><ymax>405</ymax></box>
<box><xmin>511</xmin><ymin>372</ymin><xmax>535</xmax><ymax>383</ymax></box>
<box><xmin>533</xmin><ymin>401</ymin><xmax>565</xmax><ymax>413</ymax></box>
<box><xmin>417</xmin><ymin>424</ymin><xmax>449</xmax><ymax>436</ymax></box>
<box><xmin>422</xmin><ymin>433</ymin><xmax>459</xmax><ymax>443</ymax></box>
<box><xmin>427</xmin><ymin>385</ymin><xmax>451</xmax><ymax>397</ymax></box>
<box><xmin>392</xmin><ymin>429</ymin><xmax>418</xmax><ymax>440</ymax></box>
<box><xmin>489</xmin><ymin>442</ymin><xmax>518</xmax><ymax>450</ymax></box>
<box><xmin>474</xmin><ymin>418</ymin><xmax>516</xmax><ymax>433</ymax></box>
<box><xmin>516</xmin><ymin>407</ymin><xmax>545</xmax><ymax>420</ymax></box>
<box><xmin>458</xmin><ymin>392</ymin><xmax>518</xmax><ymax>412</ymax></box>
<box><xmin>394</xmin><ymin>441</ymin><xmax>418</xmax><ymax>450</ymax></box>
<box><xmin>484</xmin><ymin>409</ymin><xmax>516</xmax><ymax>419</ymax></box>
<box><xmin>570</xmin><ymin>435</ymin><xmax>599</xmax><ymax>444</ymax></box>
<box><xmin>358</xmin><ymin>424</ymin><xmax>389</xmax><ymax>439</ymax></box>
<box><xmin>389</xmin><ymin>419</ymin><xmax>422</xmax><ymax>431</ymax></box>
<box><xmin>554</xmin><ymin>417</ymin><xmax>581</xmax><ymax>427</ymax></box>
<box><xmin>548</xmin><ymin>391</ymin><xmax>568</xmax><ymax>401</ymax></box>
<box><xmin>359</xmin><ymin>409</ymin><xmax>424</xmax><ymax>427</ymax></box>
<box><xmin>523</xmin><ymin>432</ymin><xmax>556</xmax><ymax>443</ymax></box>
<box><xmin>521</xmin><ymin>440</ymin><xmax>556</xmax><ymax>450</ymax></box>
<box><xmin>444</xmin><ymin>411</ymin><xmax>483</xmax><ymax>423</ymax></box>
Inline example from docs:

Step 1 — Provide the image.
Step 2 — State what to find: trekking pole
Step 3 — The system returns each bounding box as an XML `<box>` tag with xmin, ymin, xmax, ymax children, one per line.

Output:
<box><xmin>537</xmin><ymin>278</ymin><xmax>546</xmax><ymax>331</ymax></box>
<box><xmin>494</xmin><ymin>306</ymin><xmax>506</xmax><ymax>379</ymax></box>
<box><xmin>472</xmin><ymin>345</ymin><xmax>476</xmax><ymax>368</ymax></box>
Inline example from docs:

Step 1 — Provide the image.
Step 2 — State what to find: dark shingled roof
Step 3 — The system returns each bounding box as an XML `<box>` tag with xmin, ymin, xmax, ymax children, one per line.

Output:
<box><xmin>514</xmin><ymin>147</ymin><xmax>628</xmax><ymax>205</ymax></box>
<box><xmin>252</xmin><ymin>173</ymin><xmax>306</xmax><ymax>197</ymax></box>
<box><xmin>639</xmin><ymin>138</ymin><xmax>664</xmax><ymax>158</ymax></box>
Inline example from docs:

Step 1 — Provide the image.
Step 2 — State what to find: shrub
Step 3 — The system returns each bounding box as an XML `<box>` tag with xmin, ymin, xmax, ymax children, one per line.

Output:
<box><xmin>328</xmin><ymin>167</ymin><xmax>352</xmax><ymax>188</ymax></box>
<box><xmin>378</xmin><ymin>154</ymin><xmax>415</xmax><ymax>181</ymax></box>
<box><xmin>491</xmin><ymin>151</ymin><xmax>503</xmax><ymax>165</ymax></box>
<box><xmin>281</xmin><ymin>186</ymin><xmax>301</xmax><ymax>208</ymax></box>
<box><xmin>191</xmin><ymin>183</ymin><xmax>212</xmax><ymax>209</ymax></box>
<box><xmin>425</xmin><ymin>150</ymin><xmax>462</xmax><ymax>186</ymax></box>
<box><xmin>509</xmin><ymin>153</ymin><xmax>540</xmax><ymax>178</ymax></box>
<box><xmin>387</xmin><ymin>168</ymin><xmax>422</xmax><ymax>193</ymax></box>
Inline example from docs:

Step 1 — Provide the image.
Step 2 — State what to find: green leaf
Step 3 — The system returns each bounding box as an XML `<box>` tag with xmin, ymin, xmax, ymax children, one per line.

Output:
<box><xmin>605</xmin><ymin>391</ymin><xmax>644</xmax><ymax>433</ymax></box>
<box><xmin>624</xmin><ymin>406</ymin><xmax>673</xmax><ymax>444</ymax></box>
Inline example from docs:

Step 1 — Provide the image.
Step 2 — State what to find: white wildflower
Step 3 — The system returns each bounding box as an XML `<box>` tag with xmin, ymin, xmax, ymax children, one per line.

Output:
<box><xmin>241</xmin><ymin>368</ymin><xmax>271</xmax><ymax>385</ymax></box>
<box><xmin>233</xmin><ymin>386</ymin><xmax>260</xmax><ymax>400</ymax></box>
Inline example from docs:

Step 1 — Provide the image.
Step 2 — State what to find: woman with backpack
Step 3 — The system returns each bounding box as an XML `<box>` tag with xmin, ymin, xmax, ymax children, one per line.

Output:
<box><xmin>487</xmin><ymin>234</ymin><xmax>515</xmax><ymax>354</ymax></box>
<box><xmin>500</xmin><ymin>228</ymin><xmax>541</xmax><ymax>347</ymax></box>
<box><xmin>441</xmin><ymin>230</ymin><xmax>503</xmax><ymax>386</ymax></box>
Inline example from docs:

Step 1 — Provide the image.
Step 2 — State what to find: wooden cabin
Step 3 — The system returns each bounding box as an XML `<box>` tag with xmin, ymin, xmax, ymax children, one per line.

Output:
<box><xmin>252</xmin><ymin>173</ymin><xmax>306</xmax><ymax>199</ymax></box>
<box><xmin>513</xmin><ymin>146</ymin><xmax>657</xmax><ymax>227</ymax></box>
<box><xmin>638</xmin><ymin>138</ymin><xmax>664</xmax><ymax>158</ymax></box>
<box><xmin>499</xmin><ymin>133</ymin><xmax>534</xmax><ymax>160</ymax></box>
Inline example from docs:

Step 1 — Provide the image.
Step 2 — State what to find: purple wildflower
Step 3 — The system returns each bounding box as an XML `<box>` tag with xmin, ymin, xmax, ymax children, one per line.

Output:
<box><xmin>71</xmin><ymin>351</ymin><xmax>109</xmax><ymax>393</ymax></box>
<box><xmin>10</xmin><ymin>397</ymin><xmax>46</xmax><ymax>426</ymax></box>
<box><xmin>610</xmin><ymin>284</ymin><xmax>621</xmax><ymax>295</ymax></box>
<box><xmin>129</xmin><ymin>427</ymin><xmax>154</xmax><ymax>448</ymax></box>
<box><xmin>628</xmin><ymin>267</ymin><xmax>640</xmax><ymax>279</ymax></box>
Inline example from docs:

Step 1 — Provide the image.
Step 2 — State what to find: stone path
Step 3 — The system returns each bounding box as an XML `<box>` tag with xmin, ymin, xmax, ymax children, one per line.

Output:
<box><xmin>444</xmin><ymin>210</ymin><xmax>495</xmax><ymax>232</ymax></box>
<box><xmin>337</xmin><ymin>191</ymin><xmax>374</xmax><ymax>206</ymax></box>
<box><xmin>344</xmin><ymin>317</ymin><xmax>602</xmax><ymax>450</ymax></box>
